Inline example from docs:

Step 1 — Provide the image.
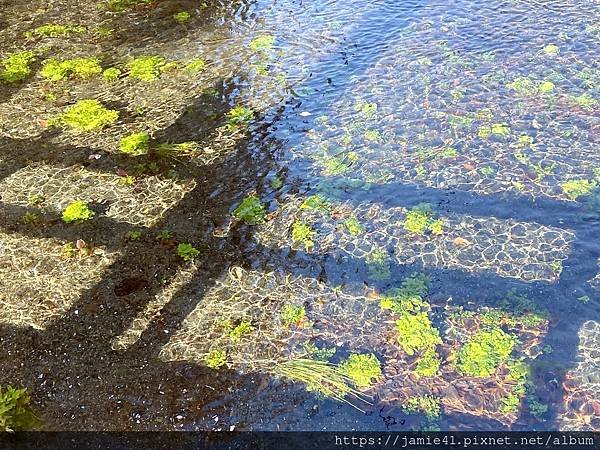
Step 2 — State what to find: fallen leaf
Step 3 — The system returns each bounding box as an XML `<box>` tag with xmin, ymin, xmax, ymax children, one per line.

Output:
<box><xmin>453</xmin><ymin>237</ymin><xmax>472</xmax><ymax>247</ymax></box>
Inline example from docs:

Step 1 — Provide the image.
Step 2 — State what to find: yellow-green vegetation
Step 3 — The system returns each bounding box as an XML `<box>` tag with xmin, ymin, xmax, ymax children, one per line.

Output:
<box><xmin>228</xmin><ymin>321</ymin><xmax>254</xmax><ymax>342</ymax></box>
<box><xmin>403</xmin><ymin>203</ymin><xmax>443</xmax><ymax>236</ymax></box>
<box><xmin>292</xmin><ymin>220</ymin><xmax>315</xmax><ymax>250</ymax></box>
<box><xmin>395</xmin><ymin>312</ymin><xmax>442</xmax><ymax>356</ymax></box>
<box><xmin>226</xmin><ymin>106</ymin><xmax>254</xmax><ymax>129</ymax></box>
<box><xmin>0</xmin><ymin>51</ymin><xmax>35</xmax><ymax>83</ymax></box>
<box><xmin>543</xmin><ymin>43</ymin><xmax>559</xmax><ymax>56</ymax></box>
<box><xmin>126</xmin><ymin>230</ymin><xmax>142</xmax><ymax>240</ymax></box>
<box><xmin>507</xmin><ymin>76</ymin><xmax>554</xmax><ymax>95</ymax></box>
<box><xmin>499</xmin><ymin>359</ymin><xmax>529</xmax><ymax>414</ymax></box>
<box><xmin>0</xmin><ymin>385</ymin><xmax>38</xmax><ymax>432</ymax></box>
<box><xmin>344</xmin><ymin>216</ymin><xmax>364</xmax><ymax>235</ymax></box>
<box><xmin>366</xmin><ymin>247</ymin><xmax>391</xmax><ymax>280</ymax></box>
<box><xmin>119</xmin><ymin>132</ymin><xmax>150</xmax><ymax>155</ymax></box>
<box><xmin>339</xmin><ymin>353</ymin><xmax>382</xmax><ymax>388</ymax></box>
<box><xmin>41</xmin><ymin>57</ymin><xmax>103</xmax><ymax>81</ymax></box>
<box><xmin>22</xmin><ymin>212</ymin><xmax>38</xmax><ymax>225</ymax></box>
<box><xmin>274</xmin><ymin>359</ymin><xmax>367</xmax><ymax>409</ymax></box>
<box><xmin>456</xmin><ymin>327</ymin><xmax>517</xmax><ymax>377</ymax></box>
<box><xmin>281</xmin><ymin>304</ymin><xmax>306</xmax><ymax>326</ymax></box>
<box><xmin>62</xmin><ymin>200</ymin><xmax>94</xmax><ymax>223</ymax></box>
<box><xmin>27</xmin><ymin>24</ymin><xmax>86</xmax><ymax>38</ymax></box>
<box><xmin>354</xmin><ymin>101</ymin><xmax>377</xmax><ymax>118</ymax></box>
<box><xmin>303</xmin><ymin>342</ymin><xmax>336</xmax><ymax>361</ymax></box>
<box><xmin>28</xmin><ymin>194</ymin><xmax>44</xmax><ymax>205</ymax></box>
<box><xmin>205</xmin><ymin>349</ymin><xmax>227</xmax><ymax>369</ymax></box>
<box><xmin>478</xmin><ymin>123</ymin><xmax>510</xmax><ymax>138</ymax></box>
<box><xmin>184</xmin><ymin>59</ymin><xmax>206</xmax><ymax>74</ymax></box>
<box><xmin>380</xmin><ymin>273</ymin><xmax>429</xmax><ymax>314</ymax></box>
<box><xmin>300</xmin><ymin>194</ymin><xmax>331</xmax><ymax>214</ymax></box>
<box><xmin>155</xmin><ymin>141</ymin><xmax>200</xmax><ymax>156</ymax></box>
<box><xmin>567</xmin><ymin>93</ymin><xmax>598</xmax><ymax>112</ymax></box>
<box><xmin>402</xmin><ymin>395</ymin><xmax>440</xmax><ymax>419</ymax></box>
<box><xmin>321</xmin><ymin>152</ymin><xmax>358</xmax><ymax>175</ymax></box>
<box><xmin>249</xmin><ymin>34</ymin><xmax>275</xmax><ymax>52</ymax></box>
<box><xmin>62</xmin><ymin>243</ymin><xmax>78</xmax><ymax>258</ymax></box>
<box><xmin>127</xmin><ymin>55</ymin><xmax>168</xmax><ymax>81</ymax></box>
<box><xmin>107</xmin><ymin>0</ymin><xmax>154</xmax><ymax>12</ymax></box>
<box><xmin>561</xmin><ymin>179</ymin><xmax>598</xmax><ymax>200</ymax></box>
<box><xmin>173</xmin><ymin>11</ymin><xmax>191</xmax><ymax>23</ymax></box>
<box><xmin>415</xmin><ymin>350</ymin><xmax>441</xmax><ymax>378</ymax></box>
<box><xmin>50</xmin><ymin>99</ymin><xmax>119</xmax><ymax>131</ymax></box>
<box><xmin>102</xmin><ymin>67</ymin><xmax>122</xmax><ymax>81</ymax></box>
<box><xmin>233</xmin><ymin>195</ymin><xmax>266</xmax><ymax>225</ymax></box>
<box><xmin>176</xmin><ymin>243</ymin><xmax>199</xmax><ymax>261</ymax></box>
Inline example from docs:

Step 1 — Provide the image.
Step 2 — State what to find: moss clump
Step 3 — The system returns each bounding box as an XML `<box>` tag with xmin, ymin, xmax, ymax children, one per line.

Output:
<box><xmin>292</xmin><ymin>221</ymin><xmax>315</xmax><ymax>250</ymax></box>
<box><xmin>28</xmin><ymin>24</ymin><xmax>85</xmax><ymax>38</ymax></box>
<box><xmin>40</xmin><ymin>57</ymin><xmax>103</xmax><ymax>81</ymax></box>
<box><xmin>228</xmin><ymin>321</ymin><xmax>254</xmax><ymax>342</ymax></box>
<box><xmin>543</xmin><ymin>44</ymin><xmax>559</xmax><ymax>56</ymax></box>
<box><xmin>403</xmin><ymin>203</ymin><xmax>443</xmax><ymax>235</ymax></box>
<box><xmin>415</xmin><ymin>350</ymin><xmax>441</xmax><ymax>378</ymax></box>
<box><xmin>456</xmin><ymin>327</ymin><xmax>516</xmax><ymax>377</ymax></box>
<box><xmin>539</xmin><ymin>80</ymin><xmax>555</xmax><ymax>93</ymax></box>
<box><xmin>249</xmin><ymin>34</ymin><xmax>275</xmax><ymax>52</ymax></box>
<box><xmin>226</xmin><ymin>106</ymin><xmax>254</xmax><ymax>129</ymax></box>
<box><xmin>0</xmin><ymin>385</ymin><xmax>38</xmax><ymax>432</ymax></box>
<box><xmin>51</xmin><ymin>99</ymin><xmax>118</xmax><ymax>131</ymax></box>
<box><xmin>176</xmin><ymin>243</ymin><xmax>199</xmax><ymax>261</ymax></box>
<box><xmin>62</xmin><ymin>200</ymin><xmax>94</xmax><ymax>223</ymax></box>
<box><xmin>344</xmin><ymin>216</ymin><xmax>363</xmax><ymax>235</ymax></box>
<box><xmin>380</xmin><ymin>273</ymin><xmax>430</xmax><ymax>314</ymax></box>
<box><xmin>366</xmin><ymin>248</ymin><xmax>391</xmax><ymax>281</ymax></box>
<box><xmin>339</xmin><ymin>353</ymin><xmax>382</xmax><ymax>388</ymax></box>
<box><xmin>281</xmin><ymin>304</ymin><xmax>306</xmax><ymax>326</ymax></box>
<box><xmin>403</xmin><ymin>395</ymin><xmax>440</xmax><ymax>419</ymax></box>
<box><xmin>0</xmin><ymin>51</ymin><xmax>35</xmax><ymax>83</ymax></box>
<box><xmin>173</xmin><ymin>11</ymin><xmax>191</xmax><ymax>23</ymax></box>
<box><xmin>395</xmin><ymin>312</ymin><xmax>441</xmax><ymax>356</ymax></box>
<box><xmin>127</xmin><ymin>56</ymin><xmax>167</xmax><ymax>81</ymax></box>
<box><xmin>561</xmin><ymin>179</ymin><xmax>598</xmax><ymax>200</ymax></box>
<box><xmin>567</xmin><ymin>93</ymin><xmax>598</xmax><ymax>112</ymax></box>
<box><xmin>184</xmin><ymin>59</ymin><xmax>206</xmax><ymax>74</ymax></box>
<box><xmin>354</xmin><ymin>101</ymin><xmax>377</xmax><ymax>118</ymax></box>
<box><xmin>233</xmin><ymin>195</ymin><xmax>266</xmax><ymax>225</ymax></box>
<box><xmin>107</xmin><ymin>0</ymin><xmax>154</xmax><ymax>12</ymax></box>
<box><xmin>102</xmin><ymin>67</ymin><xmax>122</xmax><ymax>81</ymax></box>
<box><xmin>205</xmin><ymin>349</ymin><xmax>227</xmax><ymax>369</ymax></box>
<box><xmin>119</xmin><ymin>132</ymin><xmax>150</xmax><ymax>155</ymax></box>
<box><xmin>303</xmin><ymin>342</ymin><xmax>336</xmax><ymax>362</ymax></box>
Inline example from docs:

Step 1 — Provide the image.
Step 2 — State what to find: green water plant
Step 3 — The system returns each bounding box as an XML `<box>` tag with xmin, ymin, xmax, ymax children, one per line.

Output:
<box><xmin>226</xmin><ymin>106</ymin><xmax>254</xmax><ymax>129</ymax></box>
<box><xmin>0</xmin><ymin>51</ymin><xmax>35</xmax><ymax>82</ymax></box>
<box><xmin>380</xmin><ymin>273</ymin><xmax>430</xmax><ymax>314</ymax></box>
<box><xmin>403</xmin><ymin>395</ymin><xmax>440</xmax><ymax>419</ymax></box>
<box><xmin>184</xmin><ymin>59</ymin><xmax>206</xmax><ymax>74</ymax></box>
<box><xmin>205</xmin><ymin>349</ymin><xmax>227</xmax><ymax>369</ymax></box>
<box><xmin>173</xmin><ymin>11</ymin><xmax>191</xmax><ymax>23</ymax></box>
<box><xmin>228</xmin><ymin>321</ymin><xmax>254</xmax><ymax>342</ymax></box>
<box><xmin>292</xmin><ymin>221</ymin><xmax>315</xmax><ymax>250</ymax></box>
<box><xmin>249</xmin><ymin>34</ymin><xmax>275</xmax><ymax>52</ymax></box>
<box><xmin>233</xmin><ymin>195</ymin><xmax>266</xmax><ymax>225</ymax></box>
<box><xmin>395</xmin><ymin>312</ymin><xmax>442</xmax><ymax>356</ymax></box>
<box><xmin>62</xmin><ymin>200</ymin><xmax>94</xmax><ymax>223</ymax></box>
<box><xmin>176</xmin><ymin>243</ymin><xmax>199</xmax><ymax>261</ymax></box>
<box><xmin>568</xmin><ymin>93</ymin><xmax>598</xmax><ymax>112</ymax></box>
<box><xmin>561</xmin><ymin>179</ymin><xmax>597</xmax><ymax>200</ymax></box>
<box><xmin>40</xmin><ymin>57</ymin><xmax>102</xmax><ymax>81</ymax></box>
<box><xmin>119</xmin><ymin>132</ymin><xmax>150</xmax><ymax>155</ymax></box>
<box><xmin>303</xmin><ymin>342</ymin><xmax>336</xmax><ymax>361</ymax></box>
<box><xmin>27</xmin><ymin>24</ymin><xmax>86</xmax><ymax>38</ymax></box>
<box><xmin>543</xmin><ymin>44</ymin><xmax>559</xmax><ymax>56</ymax></box>
<box><xmin>339</xmin><ymin>353</ymin><xmax>382</xmax><ymax>388</ymax></box>
<box><xmin>127</xmin><ymin>55</ymin><xmax>167</xmax><ymax>81</ymax></box>
<box><xmin>344</xmin><ymin>216</ymin><xmax>363</xmax><ymax>235</ymax></box>
<box><xmin>22</xmin><ymin>212</ymin><xmax>38</xmax><ymax>225</ymax></box>
<box><xmin>281</xmin><ymin>304</ymin><xmax>306</xmax><ymax>326</ymax></box>
<box><xmin>300</xmin><ymin>194</ymin><xmax>331</xmax><ymax>214</ymax></box>
<box><xmin>107</xmin><ymin>0</ymin><xmax>154</xmax><ymax>12</ymax></box>
<box><xmin>366</xmin><ymin>248</ymin><xmax>391</xmax><ymax>281</ymax></box>
<box><xmin>415</xmin><ymin>350</ymin><xmax>441</xmax><ymax>378</ymax></box>
<box><xmin>50</xmin><ymin>99</ymin><xmax>118</xmax><ymax>131</ymax></box>
<box><xmin>456</xmin><ymin>327</ymin><xmax>516</xmax><ymax>377</ymax></box>
<box><xmin>403</xmin><ymin>203</ymin><xmax>443</xmax><ymax>236</ymax></box>
<box><xmin>102</xmin><ymin>67</ymin><xmax>121</xmax><ymax>81</ymax></box>
<box><xmin>321</xmin><ymin>152</ymin><xmax>358</xmax><ymax>175</ymax></box>
<box><xmin>0</xmin><ymin>385</ymin><xmax>38</xmax><ymax>432</ymax></box>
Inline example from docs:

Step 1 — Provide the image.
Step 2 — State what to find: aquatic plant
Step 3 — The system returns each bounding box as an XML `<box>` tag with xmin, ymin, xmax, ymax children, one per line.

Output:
<box><xmin>184</xmin><ymin>59</ymin><xmax>206</xmax><ymax>74</ymax></box>
<box><xmin>62</xmin><ymin>200</ymin><xmax>94</xmax><ymax>223</ymax></box>
<box><xmin>233</xmin><ymin>195</ymin><xmax>266</xmax><ymax>225</ymax></box>
<box><xmin>561</xmin><ymin>179</ymin><xmax>598</xmax><ymax>200</ymax></box>
<box><xmin>366</xmin><ymin>248</ymin><xmax>391</xmax><ymax>281</ymax></box>
<box><xmin>539</xmin><ymin>80</ymin><xmax>555</xmax><ymax>93</ymax></box>
<box><xmin>228</xmin><ymin>321</ymin><xmax>254</xmax><ymax>342</ymax></box>
<box><xmin>543</xmin><ymin>44</ymin><xmax>559</xmax><ymax>57</ymax></box>
<box><xmin>126</xmin><ymin>230</ymin><xmax>142</xmax><ymax>241</ymax></box>
<box><xmin>176</xmin><ymin>243</ymin><xmax>199</xmax><ymax>261</ymax></box>
<box><xmin>499</xmin><ymin>393</ymin><xmax>520</xmax><ymax>414</ymax></box>
<box><xmin>40</xmin><ymin>57</ymin><xmax>102</xmax><ymax>81</ymax></box>
<box><xmin>402</xmin><ymin>395</ymin><xmax>440</xmax><ymax>419</ymax></box>
<box><xmin>568</xmin><ymin>93</ymin><xmax>598</xmax><ymax>112</ymax></box>
<box><xmin>339</xmin><ymin>353</ymin><xmax>382</xmax><ymax>388</ymax></box>
<box><xmin>403</xmin><ymin>203</ymin><xmax>443</xmax><ymax>236</ymax></box>
<box><xmin>344</xmin><ymin>216</ymin><xmax>363</xmax><ymax>235</ymax></box>
<box><xmin>274</xmin><ymin>359</ymin><xmax>368</xmax><ymax>410</ymax></box>
<box><xmin>50</xmin><ymin>99</ymin><xmax>119</xmax><ymax>131</ymax></box>
<box><xmin>300</xmin><ymin>194</ymin><xmax>331</xmax><ymax>214</ymax></box>
<box><xmin>249</xmin><ymin>35</ymin><xmax>275</xmax><ymax>52</ymax></box>
<box><xmin>507</xmin><ymin>76</ymin><xmax>535</xmax><ymax>95</ymax></box>
<box><xmin>0</xmin><ymin>385</ymin><xmax>38</xmax><ymax>432</ymax></box>
<box><xmin>292</xmin><ymin>221</ymin><xmax>315</xmax><ymax>250</ymax></box>
<box><xmin>395</xmin><ymin>312</ymin><xmax>441</xmax><ymax>356</ymax></box>
<box><xmin>226</xmin><ymin>106</ymin><xmax>254</xmax><ymax>129</ymax></box>
<box><xmin>270</xmin><ymin>177</ymin><xmax>283</xmax><ymax>190</ymax></box>
<box><xmin>173</xmin><ymin>11</ymin><xmax>191</xmax><ymax>23</ymax></box>
<box><xmin>549</xmin><ymin>260</ymin><xmax>562</xmax><ymax>274</ymax></box>
<box><xmin>527</xmin><ymin>397</ymin><xmax>548</xmax><ymax>418</ymax></box>
<box><xmin>363</xmin><ymin>129</ymin><xmax>381</xmax><ymax>142</ymax></box>
<box><xmin>28</xmin><ymin>194</ymin><xmax>44</xmax><ymax>205</ymax></box>
<box><xmin>22</xmin><ymin>212</ymin><xmax>38</xmax><ymax>225</ymax></box>
<box><xmin>107</xmin><ymin>0</ymin><xmax>154</xmax><ymax>12</ymax></box>
<box><xmin>0</xmin><ymin>51</ymin><xmax>35</xmax><ymax>83</ymax></box>
<box><xmin>27</xmin><ymin>24</ymin><xmax>85</xmax><ymax>39</ymax></box>
<box><xmin>205</xmin><ymin>349</ymin><xmax>227</xmax><ymax>369</ymax></box>
<box><xmin>321</xmin><ymin>152</ymin><xmax>358</xmax><ymax>175</ymax></box>
<box><xmin>303</xmin><ymin>342</ymin><xmax>336</xmax><ymax>362</ymax></box>
<box><xmin>156</xmin><ymin>230</ymin><xmax>173</xmax><ymax>241</ymax></box>
<box><xmin>119</xmin><ymin>132</ymin><xmax>150</xmax><ymax>155</ymax></box>
<box><xmin>354</xmin><ymin>101</ymin><xmax>377</xmax><ymax>118</ymax></box>
<box><xmin>127</xmin><ymin>56</ymin><xmax>167</xmax><ymax>81</ymax></box>
<box><xmin>380</xmin><ymin>273</ymin><xmax>430</xmax><ymax>314</ymax></box>
<box><xmin>102</xmin><ymin>67</ymin><xmax>121</xmax><ymax>81</ymax></box>
<box><xmin>415</xmin><ymin>349</ymin><xmax>441</xmax><ymax>378</ymax></box>
<box><xmin>456</xmin><ymin>327</ymin><xmax>516</xmax><ymax>377</ymax></box>
<box><xmin>62</xmin><ymin>242</ymin><xmax>78</xmax><ymax>258</ymax></box>
<box><xmin>281</xmin><ymin>304</ymin><xmax>306</xmax><ymax>326</ymax></box>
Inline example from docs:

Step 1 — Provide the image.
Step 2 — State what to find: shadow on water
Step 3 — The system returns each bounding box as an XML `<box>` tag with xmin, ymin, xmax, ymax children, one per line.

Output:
<box><xmin>0</xmin><ymin>0</ymin><xmax>598</xmax><ymax>433</ymax></box>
